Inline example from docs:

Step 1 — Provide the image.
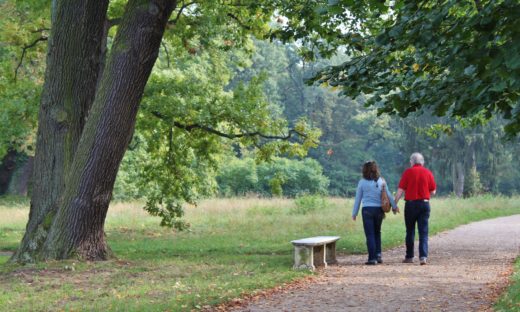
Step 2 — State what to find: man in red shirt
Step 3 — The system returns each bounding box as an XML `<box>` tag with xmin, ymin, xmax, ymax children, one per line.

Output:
<box><xmin>394</xmin><ymin>152</ymin><xmax>436</xmax><ymax>265</ymax></box>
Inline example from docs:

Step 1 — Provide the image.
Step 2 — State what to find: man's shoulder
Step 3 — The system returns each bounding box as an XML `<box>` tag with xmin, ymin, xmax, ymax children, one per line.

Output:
<box><xmin>405</xmin><ymin>165</ymin><xmax>433</xmax><ymax>175</ymax></box>
<box><xmin>403</xmin><ymin>167</ymin><xmax>416</xmax><ymax>174</ymax></box>
<box><xmin>422</xmin><ymin>166</ymin><xmax>434</xmax><ymax>174</ymax></box>
<box><xmin>417</xmin><ymin>166</ymin><xmax>435</xmax><ymax>178</ymax></box>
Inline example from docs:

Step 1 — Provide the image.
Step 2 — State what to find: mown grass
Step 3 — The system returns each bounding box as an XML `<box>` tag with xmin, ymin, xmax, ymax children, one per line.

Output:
<box><xmin>0</xmin><ymin>195</ymin><xmax>519</xmax><ymax>311</ymax></box>
<box><xmin>496</xmin><ymin>257</ymin><xmax>520</xmax><ymax>312</ymax></box>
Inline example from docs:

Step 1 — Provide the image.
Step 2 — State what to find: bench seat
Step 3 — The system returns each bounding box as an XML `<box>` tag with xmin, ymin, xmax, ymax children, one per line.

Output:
<box><xmin>291</xmin><ymin>236</ymin><xmax>340</xmax><ymax>270</ymax></box>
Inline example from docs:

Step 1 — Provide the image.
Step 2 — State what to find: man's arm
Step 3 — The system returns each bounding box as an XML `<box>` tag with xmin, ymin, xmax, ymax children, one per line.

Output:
<box><xmin>429</xmin><ymin>171</ymin><xmax>437</xmax><ymax>196</ymax></box>
<box><xmin>394</xmin><ymin>188</ymin><xmax>405</xmax><ymax>211</ymax></box>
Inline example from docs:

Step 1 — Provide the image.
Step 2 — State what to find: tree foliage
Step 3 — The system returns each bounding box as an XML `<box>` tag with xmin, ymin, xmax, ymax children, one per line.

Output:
<box><xmin>311</xmin><ymin>0</ymin><xmax>520</xmax><ymax>136</ymax></box>
<box><xmin>0</xmin><ymin>1</ymin><xmax>47</xmax><ymax>159</ymax></box>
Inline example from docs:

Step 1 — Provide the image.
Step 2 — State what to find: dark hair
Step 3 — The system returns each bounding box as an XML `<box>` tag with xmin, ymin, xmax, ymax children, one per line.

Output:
<box><xmin>362</xmin><ymin>161</ymin><xmax>380</xmax><ymax>181</ymax></box>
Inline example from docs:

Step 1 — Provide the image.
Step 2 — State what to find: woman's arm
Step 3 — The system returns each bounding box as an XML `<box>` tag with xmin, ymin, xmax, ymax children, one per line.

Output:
<box><xmin>352</xmin><ymin>181</ymin><xmax>363</xmax><ymax>221</ymax></box>
<box><xmin>386</xmin><ymin>186</ymin><xmax>397</xmax><ymax>209</ymax></box>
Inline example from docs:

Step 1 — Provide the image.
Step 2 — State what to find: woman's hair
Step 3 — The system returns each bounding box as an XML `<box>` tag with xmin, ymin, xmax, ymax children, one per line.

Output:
<box><xmin>362</xmin><ymin>161</ymin><xmax>380</xmax><ymax>181</ymax></box>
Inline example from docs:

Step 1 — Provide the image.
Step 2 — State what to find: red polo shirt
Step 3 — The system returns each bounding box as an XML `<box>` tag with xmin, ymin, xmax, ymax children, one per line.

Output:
<box><xmin>398</xmin><ymin>164</ymin><xmax>436</xmax><ymax>200</ymax></box>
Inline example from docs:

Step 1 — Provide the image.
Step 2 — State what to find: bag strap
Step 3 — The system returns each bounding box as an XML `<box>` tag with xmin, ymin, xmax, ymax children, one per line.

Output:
<box><xmin>379</xmin><ymin>177</ymin><xmax>386</xmax><ymax>190</ymax></box>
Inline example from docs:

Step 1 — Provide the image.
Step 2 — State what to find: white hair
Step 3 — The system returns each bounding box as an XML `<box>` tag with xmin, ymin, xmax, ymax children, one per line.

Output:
<box><xmin>410</xmin><ymin>152</ymin><xmax>425</xmax><ymax>165</ymax></box>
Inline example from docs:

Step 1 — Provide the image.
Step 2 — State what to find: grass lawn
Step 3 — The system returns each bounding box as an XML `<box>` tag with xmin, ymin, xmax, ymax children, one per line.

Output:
<box><xmin>0</xmin><ymin>195</ymin><xmax>519</xmax><ymax>311</ymax></box>
<box><xmin>496</xmin><ymin>257</ymin><xmax>520</xmax><ymax>312</ymax></box>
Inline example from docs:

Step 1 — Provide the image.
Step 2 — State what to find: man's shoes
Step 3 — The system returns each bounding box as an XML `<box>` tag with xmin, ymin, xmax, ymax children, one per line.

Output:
<box><xmin>377</xmin><ymin>257</ymin><xmax>383</xmax><ymax>264</ymax></box>
<box><xmin>420</xmin><ymin>258</ymin><xmax>427</xmax><ymax>265</ymax></box>
<box><xmin>402</xmin><ymin>257</ymin><xmax>414</xmax><ymax>263</ymax></box>
<box><xmin>365</xmin><ymin>260</ymin><xmax>377</xmax><ymax>265</ymax></box>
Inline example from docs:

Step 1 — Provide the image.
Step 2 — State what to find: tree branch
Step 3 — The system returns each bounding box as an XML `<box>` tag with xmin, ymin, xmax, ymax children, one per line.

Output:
<box><xmin>161</xmin><ymin>40</ymin><xmax>171</xmax><ymax>68</ymax></box>
<box><xmin>30</xmin><ymin>27</ymin><xmax>50</xmax><ymax>33</ymax></box>
<box><xmin>150</xmin><ymin>110</ymin><xmax>306</xmax><ymax>141</ymax></box>
<box><xmin>14</xmin><ymin>36</ymin><xmax>48</xmax><ymax>81</ymax></box>
<box><xmin>168</xmin><ymin>1</ymin><xmax>197</xmax><ymax>25</ymax></box>
<box><xmin>227</xmin><ymin>13</ymin><xmax>252</xmax><ymax>30</ymax></box>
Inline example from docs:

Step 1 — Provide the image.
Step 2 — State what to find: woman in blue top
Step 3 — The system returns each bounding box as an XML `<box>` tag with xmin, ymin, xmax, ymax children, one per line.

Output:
<box><xmin>352</xmin><ymin>161</ymin><xmax>398</xmax><ymax>265</ymax></box>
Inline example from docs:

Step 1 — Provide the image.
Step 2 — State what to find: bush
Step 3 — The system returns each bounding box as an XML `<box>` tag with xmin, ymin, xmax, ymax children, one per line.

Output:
<box><xmin>216</xmin><ymin>158</ymin><xmax>258</xmax><ymax>197</ymax></box>
<box><xmin>291</xmin><ymin>194</ymin><xmax>327</xmax><ymax>215</ymax></box>
<box><xmin>216</xmin><ymin>157</ymin><xmax>329</xmax><ymax>197</ymax></box>
<box><xmin>256</xmin><ymin>158</ymin><xmax>329</xmax><ymax>197</ymax></box>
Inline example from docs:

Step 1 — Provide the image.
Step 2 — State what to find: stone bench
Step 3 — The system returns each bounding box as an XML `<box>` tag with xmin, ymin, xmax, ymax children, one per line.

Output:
<box><xmin>291</xmin><ymin>236</ymin><xmax>340</xmax><ymax>270</ymax></box>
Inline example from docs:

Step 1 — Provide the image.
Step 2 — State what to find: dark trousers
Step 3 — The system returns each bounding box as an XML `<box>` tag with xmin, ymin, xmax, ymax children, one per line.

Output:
<box><xmin>362</xmin><ymin>206</ymin><xmax>384</xmax><ymax>261</ymax></box>
<box><xmin>404</xmin><ymin>200</ymin><xmax>430</xmax><ymax>259</ymax></box>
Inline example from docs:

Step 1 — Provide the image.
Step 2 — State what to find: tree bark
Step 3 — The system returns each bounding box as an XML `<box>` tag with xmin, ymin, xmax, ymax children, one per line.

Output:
<box><xmin>12</xmin><ymin>0</ymin><xmax>110</xmax><ymax>263</ymax></box>
<box><xmin>40</xmin><ymin>0</ymin><xmax>177</xmax><ymax>260</ymax></box>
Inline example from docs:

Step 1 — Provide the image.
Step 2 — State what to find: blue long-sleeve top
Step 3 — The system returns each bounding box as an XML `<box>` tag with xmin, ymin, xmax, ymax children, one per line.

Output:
<box><xmin>352</xmin><ymin>177</ymin><xmax>397</xmax><ymax>217</ymax></box>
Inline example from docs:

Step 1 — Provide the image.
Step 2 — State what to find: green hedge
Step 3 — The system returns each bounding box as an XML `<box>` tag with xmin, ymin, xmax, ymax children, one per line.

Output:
<box><xmin>217</xmin><ymin>157</ymin><xmax>329</xmax><ymax>197</ymax></box>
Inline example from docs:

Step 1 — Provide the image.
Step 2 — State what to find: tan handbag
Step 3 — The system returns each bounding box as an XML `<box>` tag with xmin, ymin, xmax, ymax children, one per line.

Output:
<box><xmin>381</xmin><ymin>178</ymin><xmax>391</xmax><ymax>213</ymax></box>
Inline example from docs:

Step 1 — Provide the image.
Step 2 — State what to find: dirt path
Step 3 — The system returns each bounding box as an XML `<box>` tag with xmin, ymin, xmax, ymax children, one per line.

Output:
<box><xmin>234</xmin><ymin>215</ymin><xmax>520</xmax><ymax>312</ymax></box>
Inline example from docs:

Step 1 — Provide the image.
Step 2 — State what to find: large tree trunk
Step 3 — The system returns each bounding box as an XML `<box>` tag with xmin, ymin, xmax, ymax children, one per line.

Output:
<box><xmin>40</xmin><ymin>0</ymin><xmax>177</xmax><ymax>260</ymax></box>
<box><xmin>12</xmin><ymin>0</ymin><xmax>110</xmax><ymax>263</ymax></box>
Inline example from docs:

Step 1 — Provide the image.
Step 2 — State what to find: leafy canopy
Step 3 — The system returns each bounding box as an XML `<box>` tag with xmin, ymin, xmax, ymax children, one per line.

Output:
<box><xmin>310</xmin><ymin>0</ymin><xmax>520</xmax><ymax>136</ymax></box>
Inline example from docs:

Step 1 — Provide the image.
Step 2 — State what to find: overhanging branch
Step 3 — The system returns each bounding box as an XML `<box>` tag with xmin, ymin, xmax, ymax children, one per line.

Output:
<box><xmin>30</xmin><ymin>27</ymin><xmax>50</xmax><ymax>33</ymax></box>
<box><xmin>168</xmin><ymin>1</ymin><xmax>197</xmax><ymax>25</ymax></box>
<box><xmin>150</xmin><ymin>110</ymin><xmax>306</xmax><ymax>141</ymax></box>
<box><xmin>161</xmin><ymin>40</ymin><xmax>171</xmax><ymax>67</ymax></box>
<box><xmin>227</xmin><ymin>13</ymin><xmax>252</xmax><ymax>30</ymax></box>
<box><xmin>14</xmin><ymin>36</ymin><xmax>48</xmax><ymax>81</ymax></box>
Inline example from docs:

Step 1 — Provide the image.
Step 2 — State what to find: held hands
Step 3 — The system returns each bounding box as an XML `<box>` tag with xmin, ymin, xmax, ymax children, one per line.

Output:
<box><xmin>393</xmin><ymin>207</ymin><xmax>400</xmax><ymax>214</ymax></box>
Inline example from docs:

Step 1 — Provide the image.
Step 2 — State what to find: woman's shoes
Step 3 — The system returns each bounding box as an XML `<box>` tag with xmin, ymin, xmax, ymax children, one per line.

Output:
<box><xmin>365</xmin><ymin>257</ymin><xmax>383</xmax><ymax>265</ymax></box>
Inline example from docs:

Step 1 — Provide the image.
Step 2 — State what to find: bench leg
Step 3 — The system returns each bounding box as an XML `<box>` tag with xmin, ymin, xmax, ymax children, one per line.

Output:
<box><xmin>325</xmin><ymin>242</ymin><xmax>337</xmax><ymax>265</ymax></box>
<box><xmin>293</xmin><ymin>246</ymin><xmax>315</xmax><ymax>270</ymax></box>
<box><xmin>313</xmin><ymin>245</ymin><xmax>326</xmax><ymax>268</ymax></box>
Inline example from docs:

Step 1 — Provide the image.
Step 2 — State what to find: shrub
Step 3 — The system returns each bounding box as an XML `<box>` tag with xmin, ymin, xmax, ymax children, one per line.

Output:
<box><xmin>216</xmin><ymin>158</ymin><xmax>258</xmax><ymax>197</ymax></box>
<box><xmin>256</xmin><ymin>158</ymin><xmax>329</xmax><ymax>197</ymax></box>
<box><xmin>217</xmin><ymin>157</ymin><xmax>329</xmax><ymax>197</ymax></box>
<box><xmin>291</xmin><ymin>194</ymin><xmax>327</xmax><ymax>215</ymax></box>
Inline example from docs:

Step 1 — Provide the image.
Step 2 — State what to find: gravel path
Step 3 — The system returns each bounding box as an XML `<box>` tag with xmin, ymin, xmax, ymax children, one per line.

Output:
<box><xmin>234</xmin><ymin>215</ymin><xmax>520</xmax><ymax>312</ymax></box>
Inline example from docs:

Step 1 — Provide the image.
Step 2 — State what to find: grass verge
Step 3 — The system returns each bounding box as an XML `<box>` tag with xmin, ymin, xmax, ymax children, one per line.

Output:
<box><xmin>0</xmin><ymin>195</ymin><xmax>519</xmax><ymax>311</ymax></box>
<box><xmin>495</xmin><ymin>257</ymin><xmax>520</xmax><ymax>312</ymax></box>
